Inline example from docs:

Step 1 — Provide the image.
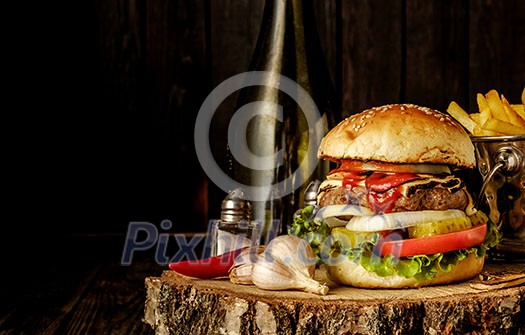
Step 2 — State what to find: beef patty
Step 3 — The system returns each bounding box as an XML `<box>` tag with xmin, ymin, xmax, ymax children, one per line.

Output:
<box><xmin>318</xmin><ymin>186</ymin><xmax>469</xmax><ymax>213</ymax></box>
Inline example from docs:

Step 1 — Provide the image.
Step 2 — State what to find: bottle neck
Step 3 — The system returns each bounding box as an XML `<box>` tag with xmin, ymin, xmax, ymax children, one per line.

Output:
<box><xmin>253</xmin><ymin>1</ymin><xmax>317</xmax><ymax>69</ymax></box>
<box><xmin>251</xmin><ymin>0</ymin><xmax>286</xmax><ymax>74</ymax></box>
<box><xmin>291</xmin><ymin>0</ymin><xmax>309</xmax><ymax>90</ymax></box>
<box><xmin>254</xmin><ymin>0</ymin><xmax>334</xmax><ymax>105</ymax></box>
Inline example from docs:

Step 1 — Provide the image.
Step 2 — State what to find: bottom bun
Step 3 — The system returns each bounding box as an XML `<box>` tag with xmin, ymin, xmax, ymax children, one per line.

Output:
<box><xmin>326</xmin><ymin>253</ymin><xmax>484</xmax><ymax>289</ymax></box>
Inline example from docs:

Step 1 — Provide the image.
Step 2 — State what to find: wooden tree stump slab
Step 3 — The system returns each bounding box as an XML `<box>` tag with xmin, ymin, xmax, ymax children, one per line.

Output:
<box><xmin>144</xmin><ymin>262</ymin><xmax>525</xmax><ymax>335</ymax></box>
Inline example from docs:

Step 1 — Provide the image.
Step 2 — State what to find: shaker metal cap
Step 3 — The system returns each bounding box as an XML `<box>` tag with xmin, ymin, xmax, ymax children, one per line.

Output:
<box><xmin>304</xmin><ymin>180</ymin><xmax>321</xmax><ymax>206</ymax></box>
<box><xmin>221</xmin><ymin>188</ymin><xmax>252</xmax><ymax>222</ymax></box>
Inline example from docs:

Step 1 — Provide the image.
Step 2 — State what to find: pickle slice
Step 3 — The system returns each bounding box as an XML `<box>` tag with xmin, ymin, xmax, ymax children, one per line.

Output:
<box><xmin>331</xmin><ymin>227</ymin><xmax>377</xmax><ymax>248</ymax></box>
<box><xmin>408</xmin><ymin>217</ymin><xmax>472</xmax><ymax>238</ymax></box>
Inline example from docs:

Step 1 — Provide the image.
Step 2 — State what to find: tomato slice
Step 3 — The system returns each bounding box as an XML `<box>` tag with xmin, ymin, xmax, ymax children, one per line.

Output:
<box><xmin>336</xmin><ymin>159</ymin><xmax>451</xmax><ymax>174</ymax></box>
<box><xmin>378</xmin><ymin>223</ymin><xmax>487</xmax><ymax>257</ymax></box>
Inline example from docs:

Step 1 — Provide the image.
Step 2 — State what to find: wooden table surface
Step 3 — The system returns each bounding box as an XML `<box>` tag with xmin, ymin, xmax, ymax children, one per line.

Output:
<box><xmin>0</xmin><ymin>234</ymin><xmax>165</xmax><ymax>335</ymax></box>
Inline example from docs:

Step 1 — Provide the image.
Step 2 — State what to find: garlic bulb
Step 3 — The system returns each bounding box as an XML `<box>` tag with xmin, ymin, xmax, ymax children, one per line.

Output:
<box><xmin>229</xmin><ymin>245</ymin><xmax>265</xmax><ymax>285</ymax></box>
<box><xmin>229</xmin><ymin>236</ymin><xmax>329</xmax><ymax>295</ymax></box>
<box><xmin>263</xmin><ymin>235</ymin><xmax>317</xmax><ymax>277</ymax></box>
<box><xmin>251</xmin><ymin>253</ymin><xmax>329</xmax><ymax>295</ymax></box>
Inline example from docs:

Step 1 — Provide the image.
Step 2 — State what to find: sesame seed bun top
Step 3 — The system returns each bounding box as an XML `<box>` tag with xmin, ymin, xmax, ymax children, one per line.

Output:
<box><xmin>317</xmin><ymin>103</ymin><xmax>476</xmax><ymax>169</ymax></box>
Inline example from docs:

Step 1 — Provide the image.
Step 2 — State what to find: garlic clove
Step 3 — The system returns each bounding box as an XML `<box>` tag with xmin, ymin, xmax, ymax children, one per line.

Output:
<box><xmin>229</xmin><ymin>262</ymin><xmax>254</xmax><ymax>285</ymax></box>
<box><xmin>252</xmin><ymin>253</ymin><xmax>329</xmax><ymax>295</ymax></box>
<box><xmin>229</xmin><ymin>245</ymin><xmax>265</xmax><ymax>285</ymax></box>
<box><xmin>251</xmin><ymin>254</ymin><xmax>296</xmax><ymax>290</ymax></box>
<box><xmin>232</xmin><ymin>245</ymin><xmax>266</xmax><ymax>267</ymax></box>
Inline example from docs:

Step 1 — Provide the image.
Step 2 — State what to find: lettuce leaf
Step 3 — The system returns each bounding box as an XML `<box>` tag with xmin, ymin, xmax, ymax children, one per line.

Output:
<box><xmin>290</xmin><ymin>205</ymin><xmax>502</xmax><ymax>279</ymax></box>
<box><xmin>289</xmin><ymin>205</ymin><xmax>330</xmax><ymax>267</ymax></box>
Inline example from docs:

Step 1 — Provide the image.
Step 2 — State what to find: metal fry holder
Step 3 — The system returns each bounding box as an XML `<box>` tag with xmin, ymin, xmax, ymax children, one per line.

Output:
<box><xmin>471</xmin><ymin>134</ymin><xmax>525</xmax><ymax>261</ymax></box>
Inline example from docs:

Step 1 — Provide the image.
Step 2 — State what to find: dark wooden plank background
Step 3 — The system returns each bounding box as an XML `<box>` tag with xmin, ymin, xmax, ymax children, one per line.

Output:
<box><xmin>3</xmin><ymin>1</ymin><xmax>524</xmax><ymax>332</ymax></box>
<box><xmin>10</xmin><ymin>0</ymin><xmax>525</xmax><ymax>238</ymax></box>
<box><xmin>79</xmin><ymin>0</ymin><xmax>523</xmax><ymax>236</ymax></box>
<box><xmin>18</xmin><ymin>0</ymin><xmax>524</xmax><ymax>237</ymax></box>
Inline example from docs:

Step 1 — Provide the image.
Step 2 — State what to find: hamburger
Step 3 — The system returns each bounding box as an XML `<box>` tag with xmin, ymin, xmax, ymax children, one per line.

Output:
<box><xmin>290</xmin><ymin>103</ymin><xmax>500</xmax><ymax>288</ymax></box>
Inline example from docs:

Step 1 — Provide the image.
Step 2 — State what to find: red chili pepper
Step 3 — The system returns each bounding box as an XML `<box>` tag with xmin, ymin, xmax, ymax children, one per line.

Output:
<box><xmin>168</xmin><ymin>247</ymin><xmax>246</xmax><ymax>279</ymax></box>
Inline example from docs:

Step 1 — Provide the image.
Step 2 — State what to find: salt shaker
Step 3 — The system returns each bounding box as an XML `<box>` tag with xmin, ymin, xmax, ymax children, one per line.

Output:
<box><xmin>212</xmin><ymin>188</ymin><xmax>261</xmax><ymax>256</ymax></box>
<box><xmin>221</xmin><ymin>188</ymin><xmax>252</xmax><ymax>223</ymax></box>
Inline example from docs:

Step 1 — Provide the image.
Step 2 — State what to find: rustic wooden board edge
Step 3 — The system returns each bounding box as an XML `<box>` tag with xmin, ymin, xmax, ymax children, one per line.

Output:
<box><xmin>144</xmin><ymin>266</ymin><xmax>525</xmax><ymax>335</ymax></box>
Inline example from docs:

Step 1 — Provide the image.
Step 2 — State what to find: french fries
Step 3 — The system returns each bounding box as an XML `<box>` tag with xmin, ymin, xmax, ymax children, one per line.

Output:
<box><xmin>447</xmin><ymin>101</ymin><xmax>477</xmax><ymax>134</ymax></box>
<box><xmin>447</xmin><ymin>87</ymin><xmax>525</xmax><ymax>136</ymax></box>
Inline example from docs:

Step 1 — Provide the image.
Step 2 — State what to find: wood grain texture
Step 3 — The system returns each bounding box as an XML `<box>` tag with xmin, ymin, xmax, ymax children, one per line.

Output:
<box><xmin>405</xmin><ymin>0</ymin><xmax>469</xmax><ymax>111</ymax></box>
<box><xmin>0</xmin><ymin>265</ymin><xmax>100</xmax><ymax>335</ymax></box>
<box><xmin>313</xmin><ymin>0</ymin><xmax>338</xmax><ymax>96</ymax></box>
<box><xmin>207</xmin><ymin>0</ymin><xmax>266</xmax><ymax>220</ymax></box>
<box><xmin>340</xmin><ymin>0</ymin><xmax>403</xmax><ymax>117</ymax></box>
<box><xmin>56</xmin><ymin>260</ymin><xmax>159</xmax><ymax>334</ymax></box>
<box><xmin>144</xmin><ymin>262</ymin><xmax>525</xmax><ymax>335</ymax></box>
<box><xmin>0</xmin><ymin>236</ymin><xmax>160</xmax><ymax>335</ymax></box>
<box><xmin>468</xmin><ymin>0</ymin><xmax>525</xmax><ymax>109</ymax></box>
<box><xmin>145</xmin><ymin>0</ymin><xmax>210</xmax><ymax>232</ymax></box>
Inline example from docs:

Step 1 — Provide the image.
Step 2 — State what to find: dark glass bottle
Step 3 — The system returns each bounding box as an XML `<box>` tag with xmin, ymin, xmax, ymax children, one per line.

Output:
<box><xmin>227</xmin><ymin>0</ymin><xmax>339</xmax><ymax>241</ymax></box>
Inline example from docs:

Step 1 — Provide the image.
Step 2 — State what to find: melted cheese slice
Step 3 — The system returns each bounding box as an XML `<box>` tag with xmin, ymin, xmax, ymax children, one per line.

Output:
<box><xmin>318</xmin><ymin>174</ymin><xmax>473</xmax><ymax>211</ymax></box>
